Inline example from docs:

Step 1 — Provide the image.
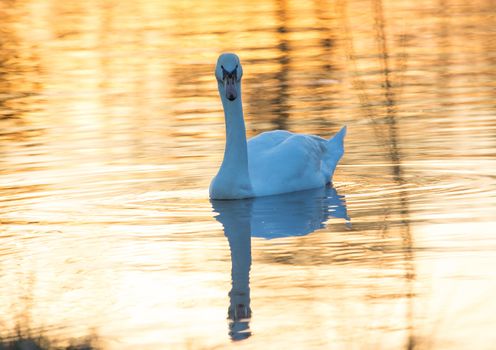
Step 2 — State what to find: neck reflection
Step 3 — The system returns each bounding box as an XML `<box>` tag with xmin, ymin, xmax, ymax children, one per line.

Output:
<box><xmin>211</xmin><ymin>185</ymin><xmax>349</xmax><ymax>341</ymax></box>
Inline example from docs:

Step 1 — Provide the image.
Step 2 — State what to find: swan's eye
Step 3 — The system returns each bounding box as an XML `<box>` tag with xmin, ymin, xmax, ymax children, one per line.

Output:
<box><xmin>221</xmin><ymin>65</ymin><xmax>238</xmax><ymax>81</ymax></box>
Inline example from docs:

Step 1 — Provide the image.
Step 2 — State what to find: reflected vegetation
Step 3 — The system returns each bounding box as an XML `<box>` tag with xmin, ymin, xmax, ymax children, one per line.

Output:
<box><xmin>0</xmin><ymin>0</ymin><xmax>495</xmax><ymax>349</ymax></box>
<box><xmin>212</xmin><ymin>185</ymin><xmax>348</xmax><ymax>341</ymax></box>
<box><xmin>0</xmin><ymin>331</ymin><xmax>99</xmax><ymax>350</ymax></box>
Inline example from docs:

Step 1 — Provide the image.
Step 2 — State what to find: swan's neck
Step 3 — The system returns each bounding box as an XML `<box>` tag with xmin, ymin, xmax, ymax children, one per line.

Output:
<box><xmin>214</xmin><ymin>84</ymin><xmax>253</xmax><ymax>198</ymax></box>
<box><xmin>221</xmin><ymin>95</ymin><xmax>248</xmax><ymax>171</ymax></box>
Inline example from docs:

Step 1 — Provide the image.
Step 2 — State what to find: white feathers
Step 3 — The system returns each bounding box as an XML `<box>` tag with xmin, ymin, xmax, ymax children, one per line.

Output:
<box><xmin>210</xmin><ymin>53</ymin><xmax>346</xmax><ymax>199</ymax></box>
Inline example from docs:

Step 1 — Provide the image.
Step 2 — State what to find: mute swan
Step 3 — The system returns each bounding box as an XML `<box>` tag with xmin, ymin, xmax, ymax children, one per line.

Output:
<box><xmin>210</xmin><ymin>53</ymin><xmax>346</xmax><ymax>200</ymax></box>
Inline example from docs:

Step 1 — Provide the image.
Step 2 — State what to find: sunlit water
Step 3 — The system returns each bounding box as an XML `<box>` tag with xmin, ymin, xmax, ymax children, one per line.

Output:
<box><xmin>1</xmin><ymin>0</ymin><xmax>495</xmax><ymax>349</ymax></box>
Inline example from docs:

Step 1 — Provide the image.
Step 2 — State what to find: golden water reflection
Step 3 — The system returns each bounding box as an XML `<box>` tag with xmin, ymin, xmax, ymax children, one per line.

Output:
<box><xmin>1</xmin><ymin>0</ymin><xmax>495</xmax><ymax>349</ymax></box>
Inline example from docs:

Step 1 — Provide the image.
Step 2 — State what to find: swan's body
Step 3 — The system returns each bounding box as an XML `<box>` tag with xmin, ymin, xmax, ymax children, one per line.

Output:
<box><xmin>210</xmin><ymin>53</ymin><xmax>346</xmax><ymax>200</ymax></box>
<box><xmin>247</xmin><ymin>129</ymin><xmax>345</xmax><ymax>196</ymax></box>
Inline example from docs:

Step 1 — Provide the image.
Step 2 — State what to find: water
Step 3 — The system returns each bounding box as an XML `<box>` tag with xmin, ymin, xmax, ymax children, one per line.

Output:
<box><xmin>1</xmin><ymin>0</ymin><xmax>495</xmax><ymax>349</ymax></box>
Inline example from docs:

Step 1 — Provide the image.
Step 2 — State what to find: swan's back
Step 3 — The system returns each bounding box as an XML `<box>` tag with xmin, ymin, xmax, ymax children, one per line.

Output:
<box><xmin>247</xmin><ymin>126</ymin><xmax>346</xmax><ymax>197</ymax></box>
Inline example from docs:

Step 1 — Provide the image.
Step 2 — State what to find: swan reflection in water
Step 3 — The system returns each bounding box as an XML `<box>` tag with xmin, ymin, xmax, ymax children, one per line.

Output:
<box><xmin>211</xmin><ymin>185</ymin><xmax>349</xmax><ymax>341</ymax></box>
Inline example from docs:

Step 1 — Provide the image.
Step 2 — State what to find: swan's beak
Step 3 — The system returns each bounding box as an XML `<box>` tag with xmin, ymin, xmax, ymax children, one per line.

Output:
<box><xmin>221</xmin><ymin>65</ymin><xmax>239</xmax><ymax>101</ymax></box>
<box><xmin>225</xmin><ymin>77</ymin><xmax>237</xmax><ymax>101</ymax></box>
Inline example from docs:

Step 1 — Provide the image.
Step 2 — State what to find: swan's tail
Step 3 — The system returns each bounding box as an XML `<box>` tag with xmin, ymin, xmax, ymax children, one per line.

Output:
<box><xmin>324</xmin><ymin>125</ymin><xmax>347</xmax><ymax>180</ymax></box>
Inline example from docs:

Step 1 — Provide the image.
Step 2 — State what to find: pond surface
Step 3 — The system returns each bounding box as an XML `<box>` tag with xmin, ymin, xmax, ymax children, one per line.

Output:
<box><xmin>1</xmin><ymin>0</ymin><xmax>495</xmax><ymax>349</ymax></box>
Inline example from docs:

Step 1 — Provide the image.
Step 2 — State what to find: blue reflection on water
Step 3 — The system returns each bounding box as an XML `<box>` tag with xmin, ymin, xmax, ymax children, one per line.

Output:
<box><xmin>211</xmin><ymin>185</ymin><xmax>349</xmax><ymax>341</ymax></box>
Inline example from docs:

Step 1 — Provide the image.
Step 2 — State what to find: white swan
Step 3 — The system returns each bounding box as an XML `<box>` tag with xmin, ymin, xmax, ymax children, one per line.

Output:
<box><xmin>210</xmin><ymin>53</ymin><xmax>346</xmax><ymax>200</ymax></box>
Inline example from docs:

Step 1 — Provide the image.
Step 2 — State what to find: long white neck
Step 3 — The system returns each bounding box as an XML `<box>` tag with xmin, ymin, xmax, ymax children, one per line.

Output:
<box><xmin>211</xmin><ymin>82</ymin><xmax>253</xmax><ymax>199</ymax></box>
<box><xmin>220</xmin><ymin>88</ymin><xmax>249</xmax><ymax>172</ymax></box>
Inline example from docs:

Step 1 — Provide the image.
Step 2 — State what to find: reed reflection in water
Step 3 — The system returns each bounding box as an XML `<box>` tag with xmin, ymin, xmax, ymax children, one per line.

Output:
<box><xmin>0</xmin><ymin>0</ymin><xmax>496</xmax><ymax>349</ymax></box>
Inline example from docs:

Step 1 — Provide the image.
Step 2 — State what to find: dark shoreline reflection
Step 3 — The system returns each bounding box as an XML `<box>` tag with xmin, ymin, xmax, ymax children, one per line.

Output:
<box><xmin>211</xmin><ymin>185</ymin><xmax>349</xmax><ymax>341</ymax></box>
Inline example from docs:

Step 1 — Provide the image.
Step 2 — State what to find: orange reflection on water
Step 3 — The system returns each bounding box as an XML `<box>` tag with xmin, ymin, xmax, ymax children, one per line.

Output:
<box><xmin>1</xmin><ymin>0</ymin><xmax>496</xmax><ymax>349</ymax></box>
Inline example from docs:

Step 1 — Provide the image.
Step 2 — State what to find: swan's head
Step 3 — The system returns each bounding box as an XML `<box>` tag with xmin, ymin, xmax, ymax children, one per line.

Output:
<box><xmin>215</xmin><ymin>53</ymin><xmax>243</xmax><ymax>102</ymax></box>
